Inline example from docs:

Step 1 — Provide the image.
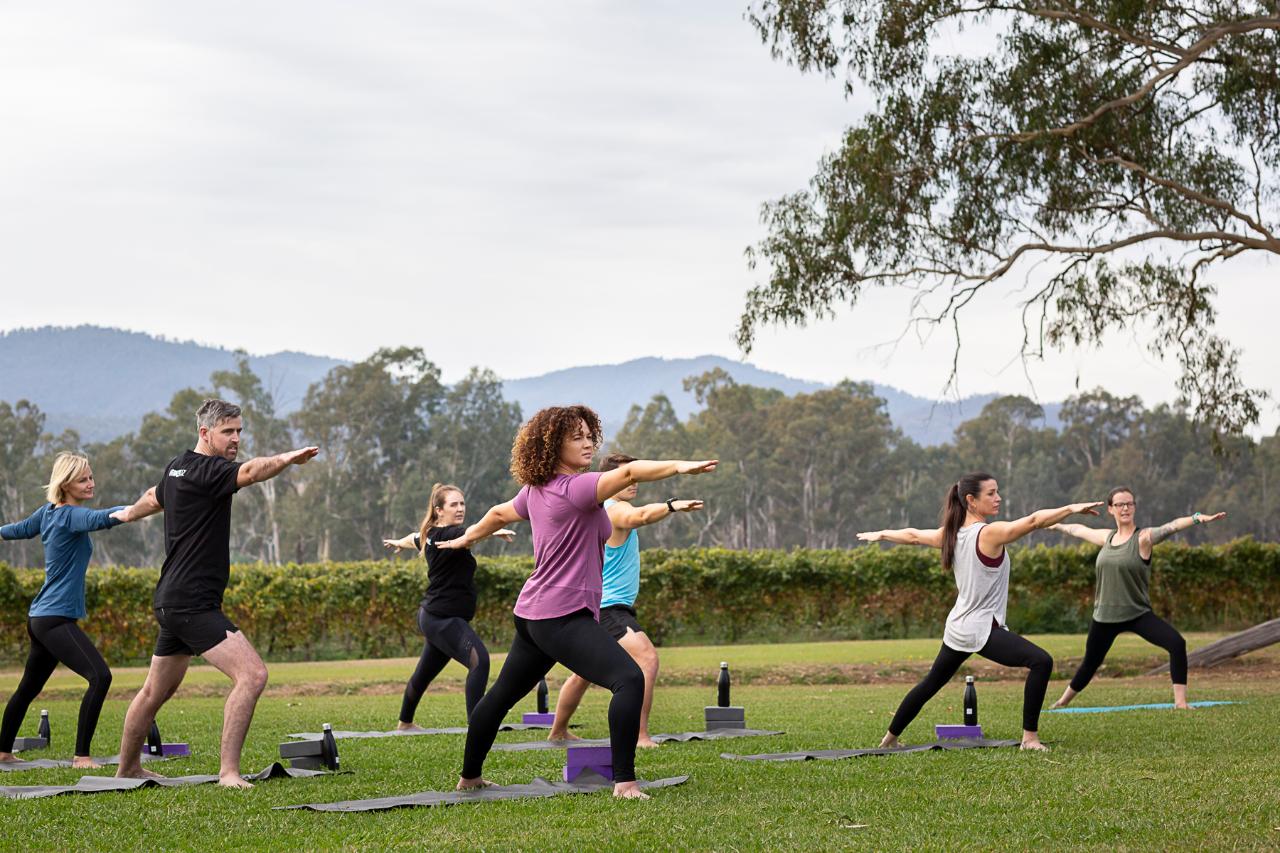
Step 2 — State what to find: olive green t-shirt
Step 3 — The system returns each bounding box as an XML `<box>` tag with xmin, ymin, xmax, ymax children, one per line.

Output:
<box><xmin>1093</xmin><ymin>530</ymin><xmax>1153</xmax><ymax>623</ymax></box>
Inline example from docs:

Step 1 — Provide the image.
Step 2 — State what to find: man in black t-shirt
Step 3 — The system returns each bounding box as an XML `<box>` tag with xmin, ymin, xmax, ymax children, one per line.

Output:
<box><xmin>113</xmin><ymin>399</ymin><xmax>318</xmax><ymax>788</ymax></box>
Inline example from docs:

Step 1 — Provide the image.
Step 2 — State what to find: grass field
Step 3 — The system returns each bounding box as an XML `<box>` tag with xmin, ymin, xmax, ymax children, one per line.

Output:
<box><xmin>1</xmin><ymin>635</ymin><xmax>1277</xmax><ymax>850</ymax></box>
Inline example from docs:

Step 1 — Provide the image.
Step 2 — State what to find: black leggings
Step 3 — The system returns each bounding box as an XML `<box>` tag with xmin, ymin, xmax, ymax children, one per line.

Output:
<box><xmin>889</xmin><ymin>627</ymin><xmax>1052</xmax><ymax>736</ymax></box>
<box><xmin>462</xmin><ymin>610</ymin><xmax>644</xmax><ymax>783</ymax></box>
<box><xmin>399</xmin><ymin>608</ymin><xmax>490</xmax><ymax>723</ymax></box>
<box><xmin>0</xmin><ymin>616</ymin><xmax>113</xmax><ymax>757</ymax></box>
<box><xmin>1069</xmin><ymin>612</ymin><xmax>1187</xmax><ymax>691</ymax></box>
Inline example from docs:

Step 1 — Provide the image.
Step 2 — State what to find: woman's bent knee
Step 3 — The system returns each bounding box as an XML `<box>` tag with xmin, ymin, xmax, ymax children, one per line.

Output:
<box><xmin>613</xmin><ymin>666</ymin><xmax>645</xmax><ymax>697</ymax></box>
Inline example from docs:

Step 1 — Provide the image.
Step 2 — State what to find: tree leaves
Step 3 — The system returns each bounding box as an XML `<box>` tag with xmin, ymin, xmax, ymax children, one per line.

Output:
<box><xmin>740</xmin><ymin>0</ymin><xmax>1279</xmax><ymax>433</ymax></box>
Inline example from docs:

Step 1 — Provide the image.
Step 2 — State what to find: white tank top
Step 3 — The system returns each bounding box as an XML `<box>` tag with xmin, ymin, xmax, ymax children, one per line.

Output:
<box><xmin>943</xmin><ymin>523</ymin><xmax>1010</xmax><ymax>653</ymax></box>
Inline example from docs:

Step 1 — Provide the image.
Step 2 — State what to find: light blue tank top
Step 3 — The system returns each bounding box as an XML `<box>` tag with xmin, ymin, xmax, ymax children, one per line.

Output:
<box><xmin>600</xmin><ymin>499</ymin><xmax>641</xmax><ymax>609</ymax></box>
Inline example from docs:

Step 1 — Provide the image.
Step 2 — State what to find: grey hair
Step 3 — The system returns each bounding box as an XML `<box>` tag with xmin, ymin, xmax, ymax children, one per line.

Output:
<box><xmin>196</xmin><ymin>399</ymin><xmax>242</xmax><ymax>431</ymax></box>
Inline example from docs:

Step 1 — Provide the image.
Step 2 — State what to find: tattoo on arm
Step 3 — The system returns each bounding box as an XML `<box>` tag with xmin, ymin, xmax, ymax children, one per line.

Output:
<box><xmin>1149</xmin><ymin>522</ymin><xmax>1180</xmax><ymax>545</ymax></box>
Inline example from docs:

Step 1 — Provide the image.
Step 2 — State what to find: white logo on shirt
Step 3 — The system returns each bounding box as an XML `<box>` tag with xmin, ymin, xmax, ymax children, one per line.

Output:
<box><xmin>168</xmin><ymin>469</ymin><xmax>187</xmax><ymax>478</ymax></box>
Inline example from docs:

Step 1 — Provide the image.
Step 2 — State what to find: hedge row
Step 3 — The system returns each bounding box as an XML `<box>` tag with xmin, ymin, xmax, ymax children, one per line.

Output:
<box><xmin>1</xmin><ymin>541</ymin><xmax>1277</xmax><ymax>664</ymax></box>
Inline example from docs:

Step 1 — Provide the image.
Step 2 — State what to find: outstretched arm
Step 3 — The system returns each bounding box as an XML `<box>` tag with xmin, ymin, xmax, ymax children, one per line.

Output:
<box><xmin>608</xmin><ymin>499</ymin><xmax>704</xmax><ymax>531</ymax></box>
<box><xmin>982</xmin><ymin>502</ymin><xmax>1103</xmax><ymax>550</ymax></box>
<box><xmin>434</xmin><ymin>502</ymin><xmax>523</xmax><ymax>550</ymax></box>
<box><xmin>382</xmin><ymin>533</ymin><xmax>418</xmax><ymax>553</ymax></box>
<box><xmin>111</xmin><ymin>488</ymin><xmax>163</xmax><ymax>523</ymax></box>
<box><xmin>595</xmin><ymin>460</ymin><xmax>717</xmax><ymax>505</ymax></box>
<box><xmin>1049</xmin><ymin>522</ymin><xmax>1110</xmax><ymax>547</ymax></box>
<box><xmin>1139</xmin><ymin>511</ymin><xmax>1226</xmax><ymax>558</ymax></box>
<box><xmin>0</xmin><ymin>507</ymin><xmax>46</xmax><ymax>541</ymax></box>
<box><xmin>236</xmin><ymin>446</ymin><xmax>320</xmax><ymax>488</ymax></box>
<box><xmin>856</xmin><ymin>527</ymin><xmax>944</xmax><ymax>549</ymax></box>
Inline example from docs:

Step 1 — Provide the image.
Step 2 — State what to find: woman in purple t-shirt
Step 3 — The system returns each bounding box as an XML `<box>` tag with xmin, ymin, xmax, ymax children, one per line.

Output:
<box><xmin>437</xmin><ymin>404</ymin><xmax>716</xmax><ymax>799</ymax></box>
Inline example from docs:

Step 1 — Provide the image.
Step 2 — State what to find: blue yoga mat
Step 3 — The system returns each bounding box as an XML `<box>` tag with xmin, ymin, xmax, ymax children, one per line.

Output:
<box><xmin>1047</xmin><ymin>700</ymin><xmax>1236</xmax><ymax>714</ymax></box>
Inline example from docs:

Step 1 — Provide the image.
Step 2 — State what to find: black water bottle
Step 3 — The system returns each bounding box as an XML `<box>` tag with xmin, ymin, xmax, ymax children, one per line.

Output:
<box><xmin>963</xmin><ymin>675</ymin><xmax>978</xmax><ymax>726</ymax></box>
<box><xmin>537</xmin><ymin>678</ymin><xmax>549</xmax><ymax>715</ymax></box>
<box><xmin>147</xmin><ymin>721</ymin><xmax>163</xmax><ymax>756</ymax></box>
<box><xmin>321</xmin><ymin>723</ymin><xmax>340</xmax><ymax>771</ymax></box>
<box><xmin>38</xmin><ymin>709</ymin><xmax>50</xmax><ymax>744</ymax></box>
<box><xmin>717</xmin><ymin>662</ymin><xmax>730</xmax><ymax>707</ymax></box>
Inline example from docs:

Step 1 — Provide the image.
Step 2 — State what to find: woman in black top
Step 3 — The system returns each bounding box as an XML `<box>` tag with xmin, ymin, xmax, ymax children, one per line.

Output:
<box><xmin>384</xmin><ymin>484</ymin><xmax>514</xmax><ymax>728</ymax></box>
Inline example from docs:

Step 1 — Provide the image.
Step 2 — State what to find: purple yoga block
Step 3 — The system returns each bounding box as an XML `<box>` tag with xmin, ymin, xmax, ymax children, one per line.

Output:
<box><xmin>564</xmin><ymin>745</ymin><xmax>613</xmax><ymax>782</ymax></box>
<box><xmin>141</xmin><ymin>743</ymin><xmax>190</xmax><ymax>757</ymax></box>
<box><xmin>935</xmin><ymin>724</ymin><xmax>983</xmax><ymax>740</ymax></box>
<box><xmin>522</xmin><ymin>712</ymin><xmax>556</xmax><ymax>725</ymax></box>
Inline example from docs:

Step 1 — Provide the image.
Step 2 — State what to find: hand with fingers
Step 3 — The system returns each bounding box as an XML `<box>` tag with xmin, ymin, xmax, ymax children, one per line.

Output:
<box><xmin>285</xmin><ymin>447</ymin><xmax>320</xmax><ymax>466</ymax></box>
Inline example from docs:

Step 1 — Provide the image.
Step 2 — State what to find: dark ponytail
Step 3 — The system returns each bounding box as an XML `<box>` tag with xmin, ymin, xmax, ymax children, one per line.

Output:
<box><xmin>940</xmin><ymin>472</ymin><xmax>994</xmax><ymax>571</ymax></box>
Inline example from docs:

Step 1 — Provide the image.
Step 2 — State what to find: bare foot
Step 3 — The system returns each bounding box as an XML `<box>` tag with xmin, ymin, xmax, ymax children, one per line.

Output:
<box><xmin>71</xmin><ymin>756</ymin><xmax>103</xmax><ymax>769</ymax></box>
<box><xmin>116</xmin><ymin>766</ymin><xmax>166</xmax><ymax>779</ymax></box>
<box><xmin>218</xmin><ymin>773</ymin><xmax>254</xmax><ymax>789</ymax></box>
<box><xmin>1020</xmin><ymin>738</ymin><xmax>1050</xmax><ymax>752</ymax></box>
<box><xmin>547</xmin><ymin>730</ymin><xmax>582</xmax><ymax>743</ymax></box>
<box><xmin>0</xmin><ymin>753</ymin><xmax>19</xmax><ymax>763</ymax></box>
<box><xmin>396</xmin><ymin>722</ymin><xmax>427</xmax><ymax>732</ymax></box>
<box><xmin>1173</xmin><ymin>702</ymin><xmax>1192</xmax><ymax>710</ymax></box>
<box><xmin>456</xmin><ymin>777</ymin><xmax>495</xmax><ymax>791</ymax></box>
<box><xmin>613</xmin><ymin>781</ymin><xmax>650</xmax><ymax>800</ymax></box>
<box><xmin>878</xmin><ymin>733</ymin><xmax>900</xmax><ymax>748</ymax></box>
<box><xmin>636</xmin><ymin>737</ymin><xmax>661</xmax><ymax>749</ymax></box>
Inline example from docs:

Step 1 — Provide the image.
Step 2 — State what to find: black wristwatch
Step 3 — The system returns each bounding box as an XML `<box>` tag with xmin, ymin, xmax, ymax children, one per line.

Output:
<box><xmin>666</xmin><ymin>499</ymin><xmax>677</xmax><ymax>513</ymax></box>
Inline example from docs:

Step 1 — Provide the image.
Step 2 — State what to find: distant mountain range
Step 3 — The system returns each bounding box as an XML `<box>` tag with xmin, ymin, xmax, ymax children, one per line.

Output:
<box><xmin>0</xmin><ymin>326</ymin><xmax>1061</xmax><ymax>446</ymax></box>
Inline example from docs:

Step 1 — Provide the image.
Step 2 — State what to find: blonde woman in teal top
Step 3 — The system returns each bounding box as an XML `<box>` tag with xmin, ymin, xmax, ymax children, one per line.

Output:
<box><xmin>1050</xmin><ymin>486</ymin><xmax>1226</xmax><ymax>709</ymax></box>
<box><xmin>0</xmin><ymin>453</ymin><xmax>139</xmax><ymax>766</ymax></box>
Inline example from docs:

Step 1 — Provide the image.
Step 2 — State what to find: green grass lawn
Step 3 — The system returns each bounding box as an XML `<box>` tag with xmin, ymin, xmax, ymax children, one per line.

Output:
<box><xmin>0</xmin><ymin>636</ymin><xmax>1276</xmax><ymax>850</ymax></box>
<box><xmin>8</xmin><ymin>631</ymin><xmax>1270</xmax><ymax>696</ymax></box>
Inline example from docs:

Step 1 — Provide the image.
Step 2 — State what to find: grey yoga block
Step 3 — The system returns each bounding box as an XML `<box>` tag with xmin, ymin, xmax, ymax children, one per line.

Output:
<box><xmin>12</xmin><ymin>737</ymin><xmax>49</xmax><ymax>751</ymax></box>
<box><xmin>279</xmin><ymin>740</ymin><xmax>323</xmax><ymax>759</ymax></box>
<box><xmin>704</xmin><ymin>706</ymin><xmax>745</xmax><ymax>722</ymax></box>
<box><xmin>288</xmin><ymin>756</ymin><xmax>325</xmax><ymax>770</ymax></box>
<box><xmin>706</xmin><ymin>720</ymin><xmax>750</xmax><ymax>731</ymax></box>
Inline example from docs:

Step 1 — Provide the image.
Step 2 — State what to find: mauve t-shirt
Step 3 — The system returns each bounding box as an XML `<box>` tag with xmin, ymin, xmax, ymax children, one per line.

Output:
<box><xmin>511</xmin><ymin>472</ymin><xmax>612</xmax><ymax>620</ymax></box>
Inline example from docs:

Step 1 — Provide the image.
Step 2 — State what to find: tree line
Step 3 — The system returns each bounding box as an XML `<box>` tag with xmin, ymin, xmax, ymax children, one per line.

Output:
<box><xmin>1</xmin><ymin>351</ymin><xmax>1276</xmax><ymax>568</ymax></box>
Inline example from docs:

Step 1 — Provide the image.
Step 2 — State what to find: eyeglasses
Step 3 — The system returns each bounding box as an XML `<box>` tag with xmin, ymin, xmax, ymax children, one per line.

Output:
<box><xmin>1110</xmin><ymin>501</ymin><xmax>1136</xmax><ymax>509</ymax></box>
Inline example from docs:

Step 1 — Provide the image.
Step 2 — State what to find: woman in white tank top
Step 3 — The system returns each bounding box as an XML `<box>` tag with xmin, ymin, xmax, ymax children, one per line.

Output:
<box><xmin>859</xmin><ymin>473</ymin><xmax>1101</xmax><ymax>751</ymax></box>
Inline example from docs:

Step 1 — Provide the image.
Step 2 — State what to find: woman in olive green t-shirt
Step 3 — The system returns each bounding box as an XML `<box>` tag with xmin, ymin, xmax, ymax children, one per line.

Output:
<box><xmin>1049</xmin><ymin>487</ymin><xmax>1225</xmax><ymax>709</ymax></box>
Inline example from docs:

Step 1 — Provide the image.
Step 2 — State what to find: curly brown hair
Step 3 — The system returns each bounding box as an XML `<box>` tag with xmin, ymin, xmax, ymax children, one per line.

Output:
<box><xmin>510</xmin><ymin>405</ymin><xmax>603</xmax><ymax>486</ymax></box>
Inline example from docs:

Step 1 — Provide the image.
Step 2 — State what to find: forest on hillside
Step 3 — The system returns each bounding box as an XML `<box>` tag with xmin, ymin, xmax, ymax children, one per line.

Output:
<box><xmin>1</xmin><ymin>348</ymin><xmax>1276</xmax><ymax>568</ymax></box>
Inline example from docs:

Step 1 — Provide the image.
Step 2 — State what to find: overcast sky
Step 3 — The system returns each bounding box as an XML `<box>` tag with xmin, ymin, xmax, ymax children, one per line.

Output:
<box><xmin>1</xmin><ymin>1</ymin><xmax>1276</xmax><ymax>430</ymax></box>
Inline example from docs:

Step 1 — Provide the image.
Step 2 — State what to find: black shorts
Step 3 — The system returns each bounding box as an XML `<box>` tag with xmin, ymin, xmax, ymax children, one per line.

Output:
<box><xmin>153</xmin><ymin>608</ymin><xmax>240</xmax><ymax>657</ymax></box>
<box><xmin>598</xmin><ymin>604</ymin><xmax>643</xmax><ymax>642</ymax></box>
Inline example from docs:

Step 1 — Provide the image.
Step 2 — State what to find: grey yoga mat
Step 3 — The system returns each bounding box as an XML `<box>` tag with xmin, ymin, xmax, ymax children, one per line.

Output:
<box><xmin>278</xmin><ymin>771</ymin><xmax>689</xmax><ymax>812</ymax></box>
<box><xmin>0</xmin><ymin>752</ymin><xmax>172</xmax><ymax>773</ymax></box>
<box><xmin>0</xmin><ymin>762</ymin><xmax>328</xmax><ymax>800</ymax></box>
<box><xmin>721</xmin><ymin>737</ymin><xmax>1023</xmax><ymax>762</ymax></box>
<box><xmin>286</xmin><ymin>722</ymin><xmax>555</xmax><ymax>740</ymax></box>
<box><xmin>491</xmin><ymin>728</ymin><xmax>784</xmax><ymax>752</ymax></box>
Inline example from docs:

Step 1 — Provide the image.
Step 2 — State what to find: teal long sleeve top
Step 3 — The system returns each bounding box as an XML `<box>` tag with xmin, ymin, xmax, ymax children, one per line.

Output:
<box><xmin>1</xmin><ymin>503</ymin><xmax>125</xmax><ymax>619</ymax></box>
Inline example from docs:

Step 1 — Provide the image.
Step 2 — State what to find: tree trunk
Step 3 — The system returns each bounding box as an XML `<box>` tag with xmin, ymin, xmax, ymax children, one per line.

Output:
<box><xmin>1146</xmin><ymin>617</ymin><xmax>1280</xmax><ymax>674</ymax></box>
